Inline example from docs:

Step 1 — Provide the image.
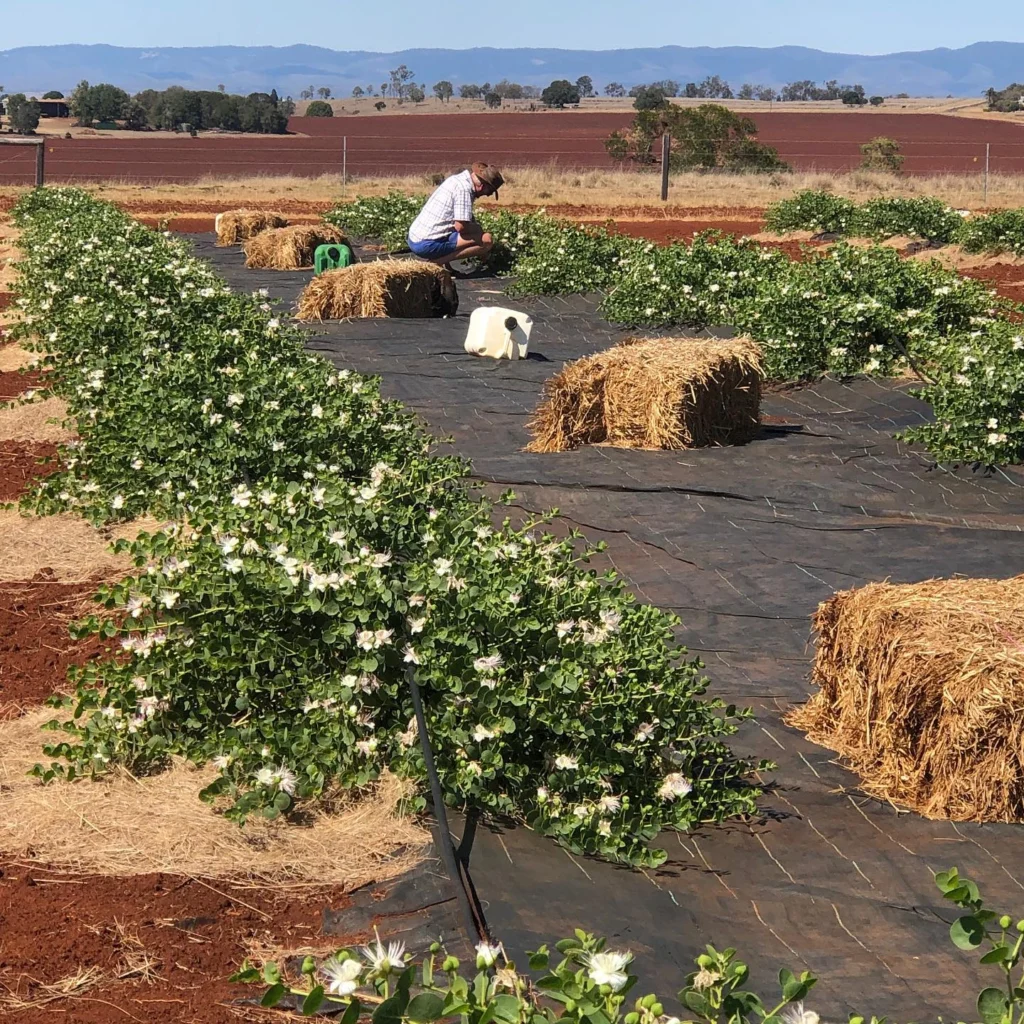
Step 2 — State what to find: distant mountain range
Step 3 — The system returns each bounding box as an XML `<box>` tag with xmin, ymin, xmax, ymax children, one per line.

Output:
<box><xmin>0</xmin><ymin>41</ymin><xmax>1021</xmax><ymax>98</ymax></box>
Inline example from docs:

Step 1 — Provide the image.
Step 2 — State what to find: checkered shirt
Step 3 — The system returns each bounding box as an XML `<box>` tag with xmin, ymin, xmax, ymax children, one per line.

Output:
<box><xmin>408</xmin><ymin>170</ymin><xmax>476</xmax><ymax>242</ymax></box>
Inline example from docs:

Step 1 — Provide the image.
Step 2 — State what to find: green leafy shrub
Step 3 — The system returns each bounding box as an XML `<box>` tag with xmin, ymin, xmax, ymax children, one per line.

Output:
<box><xmin>325</xmin><ymin>191</ymin><xmax>426</xmax><ymax>248</ymax></box>
<box><xmin>763</xmin><ymin>189</ymin><xmax>857</xmax><ymax>235</ymax></box>
<box><xmin>956</xmin><ymin>208</ymin><xmax>1024</xmax><ymax>258</ymax></box>
<box><xmin>11</xmin><ymin>187</ymin><xmax>764</xmax><ymax>868</ymax></box>
<box><xmin>305</xmin><ymin>100</ymin><xmax>334</xmax><ymax>117</ymax></box>
<box><xmin>860</xmin><ymin>136</ymin><xmax>904</xmax><ymax>173</ymax></box>
<box><xmin>852</xmin><ymin>196</ymin><xmax>964</xmax><ymax>244</ymax></box>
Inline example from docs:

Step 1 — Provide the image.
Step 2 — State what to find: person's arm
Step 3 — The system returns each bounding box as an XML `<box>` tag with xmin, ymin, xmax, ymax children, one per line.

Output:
<box><xmin>453</xmin><ymin>183</ymin><xmax>478</xmax><ymax>239</ymax></box>
<box><xmin>455</xmin><ymin>219</ymin><xmax>483</xmax><ymax>241</ymax></box>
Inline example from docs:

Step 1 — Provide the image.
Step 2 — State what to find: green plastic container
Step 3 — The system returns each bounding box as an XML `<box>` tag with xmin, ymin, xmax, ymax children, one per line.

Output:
<box><xmin>314</xmin><ymin>243</ymin><xmax>354</xmax><ymax>275</ymax></box>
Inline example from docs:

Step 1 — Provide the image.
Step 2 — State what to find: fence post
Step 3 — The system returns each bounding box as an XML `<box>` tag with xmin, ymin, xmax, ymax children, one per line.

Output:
<box><xmin>343</xmin><ymin>136</ymin><xmax>347</xmax><ymax>190</ymax></box>
<box><xmin>984</xmin><ymin>142</ymin><xmax>990</xmax><ymax>205</ymax></box>
<box><xmin>35</xmin><ymin>141</ymin><xmax>44</xmax><ymax>187</ymax></box>
<box><xmin>660</xmin><ymin>132</ymin><xmax>670</xmax><ymax>202</ymax></box>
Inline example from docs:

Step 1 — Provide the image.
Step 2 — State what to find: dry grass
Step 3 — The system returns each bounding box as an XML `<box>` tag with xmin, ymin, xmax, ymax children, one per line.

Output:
<box><xmin>0</xmin><ymin>510</ymin><xmax>165</xmax><ymax>583</ymax></box>
<box><xmin>296</xmin><ymin>261</ymin><xmax>457</xmax><ymax>321</ymax></box>
<box><xmin>0</xmin><ymin>344</ymin><xmax>38</xmax><ymax>372</ymax></box>
<box><xmin>787</xmin><ymin>576</ymin><xmax>1024</xmax><ymax>821</ymax></box>
<box><xmin>528</xmin><ymin>336</ymin><xmax>762</xmax><ymax>453</ymax></box>
<box><xmin>243</xmin><ymin>224</ymin><xmax>347</xmax><ymax>270</ymax></box>
<box><xmin>0</xmin><ymin>396</ymin><xmax>74</xmax><ymax>443</ymax></box>
<box><xmin>0</xmin><ymin>965</ymin><xmax>108</xmax><ymax>1011</ymax></box>
<box><xmin>0</xmin><ymin>708</ymin><xmax>429</xmax><ymax>884</ymax></box>
<box><xmin>216</xmin><ymin>208</ymin><xmax>289</xmax><ymax>246</ymax></box>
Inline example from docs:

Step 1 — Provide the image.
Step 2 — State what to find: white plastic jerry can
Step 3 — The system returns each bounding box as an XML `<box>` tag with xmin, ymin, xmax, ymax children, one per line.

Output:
<box><xmin>464</xmin><ymin>307</ymin><xmax>533</xmax><ymax>360</ymax></box>
<box><xmin>214</xmin><ymin>213</ymin><xmax>223</xmax><ymax>234</ymax></box>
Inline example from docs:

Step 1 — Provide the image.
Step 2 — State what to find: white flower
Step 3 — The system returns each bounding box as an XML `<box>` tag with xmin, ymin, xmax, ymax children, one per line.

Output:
<box><xmin>693</xmin><ymin>967</ymin><xmax>721</xmax><ymax>990</ymax></box>
<box><xmin>476</xmin><ymin>942</ymin><xmax>502</xmax><ymax>968</ymax></box>
<box><xmin>399</xmin><ymin>718</ymin><xmax>419</xmax><ymax>747</ymax></box>
<box><xmin>321</xmin><ymin>956</ymin><xmax>362</xmax><ymax>996</ymax></box>
<box><xmin>781</xmin><ymin>1003</ymin><xmax>820</xmax><ymax>1024</ymax></box>
<box><xmin>269</xmin><ymin>765</ymin><xmax>298</xmax><ymax>795</ymax></box>
<box><xmin>473</xmin><ymin>724</ymin><xmax>496</xmax><ymax>742</ymax></box>
<box><xmin>231</xmin><ymin>485</ymin><xmax>252</xmax><ymax>508</ymax></box>
<box><xmin>311</xmin><ymin>403</ymin><xmax>324</xmax><ymax>419</ymax></box>
<box><xmin>573</xmin><ymin>803</ymin><xmax>589</xmax><ymax>818</ymax></box>
<box><xmin>256</xmin><ymin>767</ymin><xmax>275</xmax><ymax>786</ymax></box>
<box><xmin>408</xmin><ymin>616</ymin><xmax>426</xmax><ymax>634</ymax></box>
<box><xmin>111</xmin><ymin>494</ymin><xmax>125</xmax><ymax>510</ymax></box>
<box><xmin>598</xmin><ymin>794</ymin><xmax>621</xmax><ymax>815</ymax></box>
<box><xmin>473</xmin><ymin>653</ymin><xmax>502</xmax><ymax>672</ymax></box>
<box><xmin>989</xmin><ymin>432</ymin><xmax>1008</xmax><ymax>445</ymax></box>
<box><xmin>356</xmin><ymin>630</ymin><xmax>376</xmax><ymax>651</ymax></box>
<box><xmin>403</xmin><ymin>645</ymin><xmax>421</xmax><ymax>665</ymax></box>
<box><xmin>361</xmin><ymin>938</ymin><xmax>406</xmax><ymax>976</ymax></box>
<box><xmin>224</xmin><ymin>557</ymin><xmax>244</xmax><ymax>574</ymax></box>
<box><xmin>536</xmin><ymin>786</ymin><xmax>549</xmax><ymax>802</ymax></box>
<box><xmin>635</xmin><ymin>721</ymin><xmax>657</xmax><ymax>743</ymax></box>
<box><xmin>356</xmin><ymin>738</ymin><xmax>378</xmax><ymax>756</ymax></box>
<box><xmin>988</xmin><ymin>418</ymin><xmax>999</xmax><ymax>429</ymax></box>
<box><xmin>554</xmin><ymin>754</ymin><xmax>579</xmax><ymax>770</ymax></box>
<box><xmin>157</xmin><ymin>590</ymin><xmax>179</xmax><ymax>609</ymax></box>
<box><xmin>375</xmin><ymin>628</ymin><xmax>394</xmax><ymax>646</ymax></box>
<box><xmin>371</xmin><ymin>551</ymin><xmax>392</xmax><ymax>569</ymax></box>
<box><xmin>212</xmin><ymin>754</ymin><xmax>232</xmax><ymax>770</ymax></box>
<box><xmin>433</xmin><ymin>557</ymin><xmax>453</xmax><ymax>576</ymax></box>
<box><xmin>556</xmin><ymin>620</ymin><xmax>576</xmax><ymax>638</ymax></box>
<box><xmin>126</xmin><ymin>595</ymin><xmax>148</xmax><ymax>618</ymax></box>
<box><xmin>226</xmin><ymin>392</ymin><xmax>244</xmax><ymax>407</ymax></box>
<box><xmin>657</xmin><ymin>773</ymin><xmax>693</xmax><ymax>802</ymax></box>
<box><xmin>218</xmin><ymin>536</ymin><xmax>239</xmax><ymax>555</ymax></box>
<box><xmin>599</xmin><ymin>609</ymin><xmax>622</xmax><ymax>632</ymax></box>
<box><xmin>597</xmin><ymin>820</ymin><xmax>612</xmax><ymax>837</ymax></box>
<box><xmin>583</xmin><ymin>950</ymin><xmax>632</xmax><ymax>992</ymax></box>
<box><xmin>508</xmin><ymin>592</ymin><xmax>521</xmax><ymax>605</ymax></box>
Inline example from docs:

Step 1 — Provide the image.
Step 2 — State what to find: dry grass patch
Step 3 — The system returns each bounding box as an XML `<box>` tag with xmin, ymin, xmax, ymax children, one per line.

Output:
<box><xmin>0</xmin><ymin>708</ymin><xmax>429</xmax><ymax>885</ymax></box>
<box><xmin>528</xmin><ymin>336</ymin><xmax>763</xmax><ymax>453</ymax></box>
<box><xmin>243</xmin><ymin>224</ymin><xmax>347</xmax><ymax>270</ymax></box>
<box><xmin>0</xmin><ymin>344</ymin><xmax>38</xmax><ymax>372</ymax></box>
<box><xmin>0</xmin><ymin>396</ymin><xmax>74</xmax><ymax>443</ymax></box>
<box><xmin>296</xmin><ymin>261</ymin><xmax>457</xmax><ymax>320</ymax></box>
<box><xmin>216</xmin><ymin>208</ymin><xmax>289</xmax><ymax>246</ymax></box>
<box><xmin>787</xmin><ymin>575</ymin><xmax>1024</xmax><ymax>821</ymax></box>
<box><xmin>0</xmin><ymin>511</ymin><xmax>164</xmax><ymax>583</ymax></box>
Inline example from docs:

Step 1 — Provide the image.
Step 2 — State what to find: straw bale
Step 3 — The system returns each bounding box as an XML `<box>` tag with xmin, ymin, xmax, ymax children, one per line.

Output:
<box><xmin>296</xmin><ymin>261</ymin><xmax>458</xmax><ymax>321</ymax></box>
<box><xmin>0</xmin><ymin>708</ymin><xmax>428</xmax><ymax>885</ymax></box>
<box><xmin>0</xmin><ymin>396</ymin><xmax>74</xmax><ymax>443</ymax></box>
<box><xmin>527</xmin><ymin>336</ymin><xmax>762</xmax><ymax>453</ymax></box>
<box><xmin>787</xmin><ymin>576</ymin><xmax>1024</xmax><ymax>821</ymax></box>
<box><xmin>0</xmin><ymin>511</ymin><xmax>165</xmax><ymax>583</ymax></box>
<box><xmin>215</xmin><ymin>208</ymin><xmax>289</xmax><ymax>246</ymax></box>
<box><xmin>243</xmin><ymin>224</ymin><xmax>347</xmax><ymax>270</ymax></box>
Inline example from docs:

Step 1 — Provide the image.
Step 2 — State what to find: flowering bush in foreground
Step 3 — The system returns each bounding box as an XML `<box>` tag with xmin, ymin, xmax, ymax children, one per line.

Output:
<box><xmin>763</xmin><ymin>190</ymin><xmax>857</xmax><ymax>236</ymax></box>
<box><xmin>12</xmin><ymin>187</ymin><xmax>763</xmax><ymax>867</ymax></box>
<box><xmin>325</xmin><ymin>191</ymin><xmax>426</xmax><ymax>249</ymax></box>
<box><xmin>957</xmin><ymin>209</ymin><xmax>1024</xmax><ymax>259</ymax></box>
<box><xmin>237</xmin><ymin>867</ymin><xmax>1024</xmax><ymax>1024</ymax></box>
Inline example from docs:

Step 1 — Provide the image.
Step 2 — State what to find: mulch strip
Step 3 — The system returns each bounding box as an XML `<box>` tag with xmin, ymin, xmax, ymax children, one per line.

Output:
<box><xmin>0</xmin><ymin>441</ymin><xmax>59</xmax><ymax>503</ymax></box>
<box><xmin>0</xmin><ymin>367</ymin><xmax>43</xmax><ymax>400</ymax></box>
<box><xmin>0</xmin><ymin>864</ymin><xmax>349</xmax><ymax>1024</ymax></box>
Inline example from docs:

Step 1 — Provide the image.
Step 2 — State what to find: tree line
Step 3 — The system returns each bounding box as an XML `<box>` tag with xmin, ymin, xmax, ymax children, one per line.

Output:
<box><xmin>620</xmin><ymin>77</ymin><xmax>884</xmax><ymax>109</ymax></box>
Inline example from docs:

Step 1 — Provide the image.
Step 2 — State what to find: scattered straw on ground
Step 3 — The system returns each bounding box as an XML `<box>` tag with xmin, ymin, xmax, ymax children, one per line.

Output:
<box><xmin>0</xmin><ymin>708</ymin><xmax>429</xmax><ymax>885</ymax></box>
<box><xmin>0</xmin><ymin>965</ymin><xmax>108</xmax><ymax>1011</ymax></box>
<box><xmin>216</xmin><ymin>209</ymin><xmax>289</xmax><ymax>246</ymax></box>
<box><xmin>243</xmin><ymin>224</ymin><xmax>347</xmax><ymax>270</ymax></box>
<box><xmin>296</xmin><ymin>261</ymin><xmax>457</xmax><ymax>321</ymax></box>
<box><xmin>787</xmin><ymin>575</ymin><xmax>1024</xmax><ymax>821</ymax></box>
<box><xmin>0</xmin><ymin>396</ymin><xmax>74</xmax><ymax>443</ymax></box>
<box><xmin>0</xmin><ymin>344</ymin><xmax>39</xmax><ymax>372</ymax></box>
<box><xmin>907</xmin><ymin>244</ymin><xmax>1024</xmax><ymax>271</ymax></box>
<box><xmin>528</xmin><ymin>336</ymin><xmax>763</xmax><ymax>453</ymax></box>
<box><xmin>0</xmin><ymin>511</ymin><xmax>164</xmax><ymax>583</ymax></box>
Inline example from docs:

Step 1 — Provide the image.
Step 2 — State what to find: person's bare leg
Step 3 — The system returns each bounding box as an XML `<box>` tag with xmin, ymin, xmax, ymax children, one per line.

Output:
<box><xmin>432</xmin><ymin>232</ymin><xmax>494</xmax><ymax>267</ymax></box>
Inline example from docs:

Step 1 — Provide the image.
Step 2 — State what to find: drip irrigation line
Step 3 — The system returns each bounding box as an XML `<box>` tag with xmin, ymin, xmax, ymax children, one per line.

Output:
<box><xmin>406</xmin><ymin>666</ymin><xmax>490</xmax><ymax>945</ymax></box>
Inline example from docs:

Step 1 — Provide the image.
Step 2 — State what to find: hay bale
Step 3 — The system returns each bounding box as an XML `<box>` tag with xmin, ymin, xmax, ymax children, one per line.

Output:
<box><xmin>787</xmin><ymin>576</ymin><xmax>1024</xmax><ymax>821</ymax></box>
<box><xmin>243</xmin><ymin>224</ymin><xmax>347</xmax><ymax>270</ymax></box>
<box><xmin>215</xmin><ymin>208</ymin><xmax>289</xmax><ymax>246</ymax></box>
<box><xmin>527</xmin><ymin>336</ymin><xmax>762</xmax><ymax>453</ymax></box>
<box><xmin>296</xmin><ymin>261</ymin><xmax>458</xmax><ymax>321</ymax></box>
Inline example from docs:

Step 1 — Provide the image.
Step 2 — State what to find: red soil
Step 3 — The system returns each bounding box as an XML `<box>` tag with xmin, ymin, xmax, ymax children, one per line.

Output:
<box><xmin>0</xmin><ymin>441</ymin><xmax>59</xmax><ymax>503</ymax></box>
<box><xmin>958</xmin><ymin>262</ymin><xmax>1024</xmax><ymax>303</ymax></box>
<box><xmin>1</xmin><ymin>111</ymin><xmax>1021</xmax><ymax>185</ymax></box>
<box><xmin>0</xmin><ymin>293</ymin><xmax>13</xmax><ymax>311</ymax></box>
<box><xmin>581</xmin><ymin>218</ymin><xmax>765</xmax><ymax>244</ymax></box>
<box><xmin>0</xmin><ymin>865</ymin><xmax>348</xmax><ymax>1024</ymax></box>
<box><xmin>0</xmin><ymin>367</ymin><xmax>43</xmax><ymax>400</ymax></box>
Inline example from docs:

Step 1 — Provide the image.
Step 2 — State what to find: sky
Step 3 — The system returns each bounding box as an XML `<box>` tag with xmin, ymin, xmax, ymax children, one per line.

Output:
<box><xmin>1</xmin><ymin>0</ymin><xmax>1022</xmax><ymax>53</ymax></box>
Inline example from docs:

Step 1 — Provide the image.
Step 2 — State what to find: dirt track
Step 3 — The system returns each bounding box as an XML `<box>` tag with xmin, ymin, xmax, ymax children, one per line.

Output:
<box><xmin>2</xmin><ymin>111</ymin><xmax>1024</xmax><ymax>184</ymax></box>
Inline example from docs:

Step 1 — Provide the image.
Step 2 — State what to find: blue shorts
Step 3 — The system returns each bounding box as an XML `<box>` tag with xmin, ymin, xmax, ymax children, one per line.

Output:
<box><xmin>408</xmin><ymin>231</ymin><xmax>460</xmax><ymax>259</ymax></box>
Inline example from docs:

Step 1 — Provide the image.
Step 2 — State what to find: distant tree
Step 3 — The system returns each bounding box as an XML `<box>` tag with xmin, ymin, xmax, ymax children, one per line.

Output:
<box><xmin>986</xmin><ymin>83</ymin><xmax>1024</xmax><ymax>112</ymax></box>
<box><xmin>861</xmin><ymin>136</ymin><xmax>903</xmax><ymax>172</ymax></box>
<box><xmin>381</xmin><ymin>82</ymin><xmax>388</xmax><ymax>98</ymax></box>
<box><xmin>684</xmin><ymin>82</ymin><xmax>699</xmax><ymax>98</ymax></box>
<box><xmin>433</xmin><ymin>80</ymin><xmax>453</xmax><ymax>102</ymax></box>
<box><xmin>217</xmin><ymin>84</ymin><xmax>226</xmax><ymax>93</ymax></box>
<box><xmin>7</xmin><ymin>94</ymin><xmax>40</xmax><ymax>132</ymax></box>
<box><xmin>755</xmin><ymin>86</ymin><xmax>777</xmax><ymax>102</ymax></box>
<box><xmin>306</xmin><ymin>100</ymin><xmax>334</xmax><ymax>117</ymax></box>
<box><xmin>485</xmin><ymin>91</ymin><xmax>502</xmax><ymax>109</ymax></box>
<box><xmin>239</xmin><ymin>92</ymin><xmax>288</xmax><ymax>133</ymax></box>
<box><xmin>71</xmin><ymin>83</ymin><xmax>130</xmax><ymax>124</ymax></box>
<box><xmin>270</xmin><ymin>89</ymin><xmax>279</xmax><ymax>105</ymax></box>
<box><xmin>352</xmin><ymin>86</ymin><xmax>365</xmax><ymax>98</ymax></box>
<box><xmin>494</xmin><ymin>79</ymin><xmax>523</xmax><ymax>100</ymax></box>
<box><xmin>606</xmin><ymin>103</ymin><xmax>789</xmax><ymax>173</ymax></box>
<box><xmin>389</xmin><ymin>64</ymin><xmax>415</xmax><ymax>100</ymax></box>
<box><xmin>407</xmin><ymin>84</ymin><xmax>425</xmax><ymax>103</ymax></box>
<box><xmin>459</xmin><ymin>83</ymin><xmax>483</xmax><ymax>99</ymax></box>
<box><xmin>895</xmin><ymin>92</ymin><xmax>910</xmax><ymax>99</ymax></box>
<box><xmin>542</xmin><ymin>79</ymin><xmax>580</xmax><ymax>108</ymax></box>
<box><xmin>697</xmin><ymin>75</ymin><xmax>732</xmax><ymax>99</ymax></box>
<box><xmin>737</xmin><ymin>83</ymin><xmax>756</xmax><ymax>100</ymax></box>
<box><xmin>870</xmin><ymin>95</ymin><xmax>885</xmax><ymax>107</ymax></box>
<box><xmin>122</xmin><ymin>100</ymin><xmax>149</xmax><ymax>130</ymax></box>
<box><xmin>604</xmin><ymin>82</ymin><xmax>626</xmax><ymax>98</ymax></box>
<box><xmin>299</xmin><ymin>88</ymin><xmax>313</xmax><ymax>100</ymax></box>
<box><xmin>575</xmin><ymin>75</ymin><xmax>594</xmax><ymax>99</ymax></box>
<box><xmin>633</xmin><ymin>85</ymin><xmax>668</xmax><ymax>111</ymax></box>
<box><xmin>375</xmin><ymin>100</ymin><xmax>386</xmax><ymax>111</ymax></box>
<box><xmin>842</xmin><ymin>89</ymin><xmax>868</xmax><ymax>106</ymax></box>
<box><xmin>317</xmin><ymin>86</ymin><xmax>332</xmax><ymax>100</ymax></box>
<box><xmin>42</xmin><ymin>90</ymin><xmax>64</xmax><ymax>100</ymax></box>
<box><xmin>279</xmin><ymin>96</ymin><xmax>296</xmax><ymax>118</ymax></box>
<box><xmin>655</xmin><ymin>80</ymin><xmax>680</xmax><ymax>98</ymax></box>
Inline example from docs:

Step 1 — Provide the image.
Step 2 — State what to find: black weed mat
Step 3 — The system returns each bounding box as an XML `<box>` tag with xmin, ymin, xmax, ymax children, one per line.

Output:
<box><xmin>197</xmin><ymin>234</ymin><xmax>1024</xmax><ymax>1020</ymax></box>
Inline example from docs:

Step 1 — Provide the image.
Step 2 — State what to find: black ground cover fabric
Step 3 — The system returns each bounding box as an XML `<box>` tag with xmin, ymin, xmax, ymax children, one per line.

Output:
<box><xmin>196</xmin><ymin>235</ymin><xmax>1024</xmax><ymax>1021</ymax></box>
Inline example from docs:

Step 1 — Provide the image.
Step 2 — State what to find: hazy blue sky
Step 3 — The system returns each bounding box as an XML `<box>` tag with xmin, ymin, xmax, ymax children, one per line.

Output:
<box><xmin>1</xmin><ymin>0</ymin><xmax>1021</xmax><ymax>53</ymax></box>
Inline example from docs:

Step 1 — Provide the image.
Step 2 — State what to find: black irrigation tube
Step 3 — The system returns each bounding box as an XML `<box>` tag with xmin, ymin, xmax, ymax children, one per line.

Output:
<box><xmin>406</xmin><ymin>666</ymin><xmax>490</xmax><ymax>945</ymax></box>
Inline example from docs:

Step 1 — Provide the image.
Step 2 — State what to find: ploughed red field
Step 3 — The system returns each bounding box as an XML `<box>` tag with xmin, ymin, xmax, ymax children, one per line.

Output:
<box><xmin>1</xmin><ymin>111</ymin><xmax>1022</xmax><ymax>184</ymax></box>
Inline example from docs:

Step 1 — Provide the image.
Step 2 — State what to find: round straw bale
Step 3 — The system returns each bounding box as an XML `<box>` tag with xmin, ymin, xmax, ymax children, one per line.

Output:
<box><xmin>243</xmin><ymin>224</ymin><xmax>348</xmax><ymax>270</ymax></box>
<box><xmin>527</xmin><ymin>336</ymin><xmax>763</xmax><ymax>453</ymax></box>
<box><xmin>296</xmin><ymin>261</ymin><xmax>458</xmax><ymax>321</ymax></box>
<box><xmin>215</xmin><ymin>209</ymin><xmax>289</xmax><ymax>246</ymax></box>
<box><xmin>788</xmin><ymin>575</ymin><xmax>1024</xmax><ymax>822</ymax></box>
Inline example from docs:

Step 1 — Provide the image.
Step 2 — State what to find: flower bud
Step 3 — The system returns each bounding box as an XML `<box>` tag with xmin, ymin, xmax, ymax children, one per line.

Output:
<box><xmin>651</xmin><ymin>1003</ymin><xmax>664</xmax><ymax>1016</ymax></box>
<box><xmin>1000</xmin><ymin>915</ymin><xmax>1012</xmax><ymax>929</ymax></box>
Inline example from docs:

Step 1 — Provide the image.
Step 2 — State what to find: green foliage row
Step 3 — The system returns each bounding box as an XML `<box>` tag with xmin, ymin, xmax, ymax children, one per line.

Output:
<box><xmin>957</xmin><ymin>209</ymin><xmax>1024</xmax><ymax>259</ymax></box>
<box><xmin>10</xmin><ymin>187</ymin><xmax>763</xmax><ymax>868</ymax></box>
<box><xmin>765</xmin><ymin>190</ymin><xmax>967</xmax><ymax>243</ymax></box>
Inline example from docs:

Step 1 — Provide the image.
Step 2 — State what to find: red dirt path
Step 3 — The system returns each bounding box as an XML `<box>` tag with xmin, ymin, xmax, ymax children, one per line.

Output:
<box><xmin>2</xmin><ymin>111</ymin><xmax>1023</xmax><ymax>184</ymax></box>
<box><xmin>0</xmin><ymin>441</ymin><xmax>58</xmax><ymax>503</ymax></box>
